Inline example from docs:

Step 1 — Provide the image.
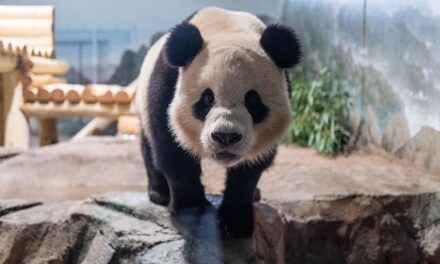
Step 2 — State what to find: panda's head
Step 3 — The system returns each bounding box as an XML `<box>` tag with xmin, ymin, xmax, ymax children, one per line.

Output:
<box><xmin>166</xmin><ymin>23</ymin><xmax>301</xmax><ymax>167</ymax></box>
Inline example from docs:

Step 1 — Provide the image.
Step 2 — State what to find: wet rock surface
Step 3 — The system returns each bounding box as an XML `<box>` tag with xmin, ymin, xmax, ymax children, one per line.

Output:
<box><xmin>0</xmin><ymin>193</ymin><xmax>285</xmax><ymax>264</ymax></box>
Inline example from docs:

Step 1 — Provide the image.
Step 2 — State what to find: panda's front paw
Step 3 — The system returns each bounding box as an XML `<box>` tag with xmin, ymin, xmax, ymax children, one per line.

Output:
<box><xmin>218</xmin><ymin>205</ymin><xmax>254</xmax><ymax>238</ymax></box>
<box><xmin>168</xmin><ymin>197</ymin><xmax>211</xmax><ymax>216</ymax></box>
<box><xmin>148</xmin><ymin>189</ymin><xmax>170</xmax><ymax>206</ymax></box>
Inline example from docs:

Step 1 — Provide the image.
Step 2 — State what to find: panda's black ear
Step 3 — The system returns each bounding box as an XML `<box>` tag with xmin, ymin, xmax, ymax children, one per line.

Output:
<box><xmin>164</xmin><ymin>23</ymin><xmax>204</xmax><ymax>67</ymax></box>
<box><xmin>260</xmin><ymin>24</ymin><xmax>301</xmax><ymax>68</ymax></box>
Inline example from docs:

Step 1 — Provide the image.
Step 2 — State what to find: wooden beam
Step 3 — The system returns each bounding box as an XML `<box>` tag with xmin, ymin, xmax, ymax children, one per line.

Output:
<box><xmin>0</xmin><ymin>74</ymin><xmax>3</xmax><ymax>145</ymax></box>
<box><xmin>0</xmin><ymin>5</ymin><xmax>54</xmax><ymax>19</ymax></box>
<box><xmin>117</xmin><ymin>115</ymin><xmax>140</xmax><ymax>135</ymax></box>
<box><xmin>31</xmin><ymin>74</ymin><xmax>66</xmax><ymax>88</ymax></box>
<box><xmin>30</xmin><ymin>56</ymin><xmax>70</xmax><ymax>75</ymax></box>
<box><xmin>36</xmin><ymin>86</ymin><xmax>50</xmax><ymax>103</ymax></box>
<box><xmin>1</xmin><ymin>70</ymin><xmax>29</xmax><ymax>149</ymax></box>
<box><xmin>23</xmin><ymin>87</ymin><xmax>37</xmax><ymax>103</ymax></box>
<box><xmin>0</xmin><ymin>18</ymin><xmax>53</xmax><ymax>37</ymax></box>
<box><xmin>38</xmin><ymin>118</ymin><xmax>58</xmax><ymax>146</ymax></box>
<box><xmin>0</xmin><ymin>54</ymin><xmax>18</xmax><ymax>73</ymax></box>
<box><xmin>72</xmin><ymin>117</ymin><xmax>115</xmax><ymax>141</ymax></box>
<box><xmin>44</xmin><ymin>83</ymin><xmax>83</xmax><ymax>104</ymax></box>
<box><xmin>0</xmin><ymin>36</ymin><xmax>53</xmax><ymax>47</ymax></box>
<box><xmin>21</xmin><ymin>101</ymin><xmax>135</xmax><ymax>119</ymax></box>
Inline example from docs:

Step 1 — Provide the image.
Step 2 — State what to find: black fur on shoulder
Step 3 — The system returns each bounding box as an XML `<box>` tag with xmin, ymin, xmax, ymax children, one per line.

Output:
<box><xmin>260</xmin><ymin>24</ymin><xmax>301</xmax><ymax>68</ymax></box>
<box><xmin>164</xmin><ymin>23</ymin><xmax>204</xmax><ymax>67</ymax></box>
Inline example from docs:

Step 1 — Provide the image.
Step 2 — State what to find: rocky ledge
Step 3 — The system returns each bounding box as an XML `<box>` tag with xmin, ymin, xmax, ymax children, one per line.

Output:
<box><xmin>1</xmin><ymin>138</ymin><xmax>440</xmax><ymax>263</ymax></box>
<box><xmin>277</xmin><ymin>193</ymin><xmax>440</xmax><ymax>264</ymax></box>
<box><xmin>0</xmin><ymin>193</ymin><xmax>284</xmax><ymax>264</ymax></box>
<box><xmin>1</xmin><ymin>192</ymin><xmax>439</xmax><ymax>264</ymax></box>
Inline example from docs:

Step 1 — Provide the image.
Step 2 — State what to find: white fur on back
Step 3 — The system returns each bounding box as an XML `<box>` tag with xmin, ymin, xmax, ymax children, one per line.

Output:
<box><xmin>135</xmin><ymin>34</ymin><xmax>169</xmax><ymax>140</ymax></box>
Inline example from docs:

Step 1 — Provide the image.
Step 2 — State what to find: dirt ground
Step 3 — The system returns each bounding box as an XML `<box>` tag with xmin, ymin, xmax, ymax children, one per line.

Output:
<box><xmin>0</xmin><ymin>137</ymin><xmax>439</xmax><ymax>202</ymax></box>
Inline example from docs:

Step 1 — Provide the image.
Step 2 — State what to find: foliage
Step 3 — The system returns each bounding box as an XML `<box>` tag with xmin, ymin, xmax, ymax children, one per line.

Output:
<box><xmin>286</xmin><ymin>66</ymin><xmax>352</xmax><ymax>156</ymax></box>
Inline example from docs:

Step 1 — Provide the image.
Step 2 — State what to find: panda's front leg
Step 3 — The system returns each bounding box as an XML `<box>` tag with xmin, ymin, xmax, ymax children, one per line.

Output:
<box><xmin>152</xmin><ymin>142</ymin><xmax>210</xmax><ymax>214</ymax></box>
<box><xmin>218</xmin><ymin>150</ymin><xmax>276</xmax><ymax>238</ymax></box>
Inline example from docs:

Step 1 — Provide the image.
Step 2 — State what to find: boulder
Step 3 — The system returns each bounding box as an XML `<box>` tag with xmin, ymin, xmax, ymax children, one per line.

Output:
<box><xmin>382</xmin><ymin>114</ymin><xmax>410</xmax><ymax>154</ymax></box>
<box><xmin>396</xmin><ymin>126</ymin><xmax>440</xmax><ymax>175</ymax></box>
<box><xmin>276</xmin><ymin>194</ymin><xmax>440</xmax><ymax>264</ymax></box>
<box><xmin>348</xmin><ymin>105</ymin><xmax>382</xmax><ymax>151</ymax></box>
<box><xmin>344</xmin><ymin>107</ymin><xmax>361</xmax><ymax>152</ymax></box>
<box><xmin>0</xmin><ymin>193</ymin><xmax>285</xmax><ymax>264</ymax></box>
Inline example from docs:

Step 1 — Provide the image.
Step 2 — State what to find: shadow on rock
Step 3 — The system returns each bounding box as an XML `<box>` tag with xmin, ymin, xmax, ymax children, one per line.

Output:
<box><xmin>170</xmin><ymin>196</ymin><xmax>255</xmax><ymax>264</ymax></box>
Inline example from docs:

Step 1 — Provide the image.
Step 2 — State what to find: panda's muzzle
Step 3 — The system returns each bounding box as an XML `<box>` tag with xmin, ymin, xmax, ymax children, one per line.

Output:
<box><xmin>215</xmin><ymin>151</ymin><xmax>238</xmax><ymax>161</ymax></box>
<box><xmin>211</xmin><ymin>132</ymin><xmax>242</xmax><ymax>146</ymax></box>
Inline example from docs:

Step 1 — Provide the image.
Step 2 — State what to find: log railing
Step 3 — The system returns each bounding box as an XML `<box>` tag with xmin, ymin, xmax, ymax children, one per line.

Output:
<box><xmin>0</xmin><ymin>5</ymin><xmax>138</xmax><ymax>149</ymax></box>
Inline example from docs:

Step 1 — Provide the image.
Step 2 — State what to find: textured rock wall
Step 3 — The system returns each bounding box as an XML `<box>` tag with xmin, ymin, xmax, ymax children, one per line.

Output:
<box><xmin>278</xmin><ymin>194</ymin><xmax>440</xmax><ymax>264</ymax></box>
<box><xmin>0</xmin><ymin>193</ymin><xmax>285</xmax><ymax>264</ymax></box>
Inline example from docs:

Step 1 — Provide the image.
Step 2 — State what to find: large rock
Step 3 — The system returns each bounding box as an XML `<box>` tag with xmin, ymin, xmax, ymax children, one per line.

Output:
<box><xmin>2</xmin><ymin>137</ymin><xmax>440</xmax><ymax>263</ymax></box>
<box><xmin>276</xmin><ymin>194</ymin><xmax>440</xmax><ymax>263</ymax></box>
<box><xmin>382</xmin><ymin>114</ymin><xmax>410</xmax><ymax>154</ymax></box>
<box><xmin>396</xmin><ymin>126</ymin><xmax>440</xmax><ymax>175</ymax></box>
<box><xmin>348</xmin><ymin>105</ymin><xmax>382</xmax><ymax>151</ymax></box>
<box><xmin>0</xmin><ymin>147</ymin><xmax>23</xmax><ymax>161</ymax></box>
<box><xmin>0</xmin><ymin>193</ymin><xmax>285</xmax><ymax>264</ymax></box>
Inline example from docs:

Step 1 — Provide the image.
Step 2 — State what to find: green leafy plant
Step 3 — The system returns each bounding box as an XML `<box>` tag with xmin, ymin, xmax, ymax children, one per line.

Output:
<box><xmin>286</xmin><ymin>67</ymin><xmax>352</xmax><ymax>156</ymax></box>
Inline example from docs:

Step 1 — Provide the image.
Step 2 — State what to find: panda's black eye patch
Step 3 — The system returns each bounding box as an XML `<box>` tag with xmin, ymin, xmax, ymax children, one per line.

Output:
<box><xmin>193</xmin><ymin>89</ymin><xmax>214</xmax><ymax>121</ymax></box>
<box><xmin>245</xmin><ymin>90</ymin><xmax>269</xmax><ymax>124</ymax></box>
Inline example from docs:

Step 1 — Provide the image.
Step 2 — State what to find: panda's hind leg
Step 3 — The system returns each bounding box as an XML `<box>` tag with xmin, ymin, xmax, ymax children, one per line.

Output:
<box><xmin>141</xmin><ymin>133</ymin><xmax>170</xmax><ymax>206</ymax></box>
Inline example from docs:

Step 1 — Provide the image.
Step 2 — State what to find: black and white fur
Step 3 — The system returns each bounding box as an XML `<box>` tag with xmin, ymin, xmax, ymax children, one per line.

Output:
<box><xmin>136</xmin><ymin>7</ymin><xmax>300</xmax><ymax>237</ymax></box>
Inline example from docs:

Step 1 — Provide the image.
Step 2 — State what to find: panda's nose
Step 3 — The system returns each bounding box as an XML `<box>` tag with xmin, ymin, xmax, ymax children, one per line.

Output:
<box><xmin>211</xmin><ymin>132</ymin><xmax>242</xmax><ymax>146</ymax></box>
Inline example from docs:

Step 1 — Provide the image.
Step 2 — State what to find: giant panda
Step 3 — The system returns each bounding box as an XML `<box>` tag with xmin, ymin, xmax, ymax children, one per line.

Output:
<box><xmin>135</xmin><ymin>7</ymin><xmax>301</xmax><ymax>237</ymax></box>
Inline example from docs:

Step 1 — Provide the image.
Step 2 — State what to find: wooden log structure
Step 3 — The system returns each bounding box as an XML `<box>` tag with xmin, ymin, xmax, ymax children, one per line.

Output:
<box><xmin>72</xmin><ymin>117</ymin><xmax>115</xmax><ymax>141</ymax></box>
<box><xmin>0</xmin><ymin>70</ymin><xmax>30</xmax><ymax>149</ymax></box>
<box><xmin>30</xmin><ymin>74</ymin><xmax>66</xmax><ymax>88</ymax></box>
<box><xmin>117</xmin><ymin>115</ymin><xmax>140</xmax><ymax>135</ymax></box>
<box><xmin>0</xmin><ymin>5</ymin><xmax>55</xmax><ymax>58</ymax></box>
<box><xmin>0</xmin><ymin>18</ymin><xmax>52</xmax><ymax>36</ymax></box>
<box><xmin>0</xmin><ymin>5</ymin><xmax>54</xmax><ymax>19</ymax></box>
<box><xmin>82</xmin><ymin>84</ymin><xmax>121</xmax><ymax>104</ymax></box>
<box><xmin>38</xmin><ymin>118</ymin><xmax>58</xmax><ymax>146</ymax></box>
<box><xmin>0</xmin><ymin>54</ymin><xmax>18</xmax><ymax>73</ymax></box>
<box><xmin>21</xmin><ymin>101</ymin><xmax>136</xmax><ymax>119</ymax></box>
<box><xmin>23</xmin><ymin>86</ymin><xmax>38</xmax><ymax>103</ymax></box>
<box><xmin>30</xmin><ymin>56</ymin><xmax>70</xmax><ymax>75</ymax></box>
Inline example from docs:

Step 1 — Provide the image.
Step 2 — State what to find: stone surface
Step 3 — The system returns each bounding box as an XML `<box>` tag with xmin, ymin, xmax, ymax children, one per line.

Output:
<box><xmin>344</xmin><ymin>107</ymin><xmax>361</xmax><ymax>152</ymax></box>
<box><xmin>0</xmin><ymin>137</ymin><xmax>147</xmax><ymax>199</ymax></box>
<box><xmin>350</xmin><ymin>105</ymin><xmax>382</xmax><ymax>150</ymax></box>
<box><xmin>276</xmin><ymin>194</ymin><xmax>440</xmax><ymax>263</ymax></box>
<box><xmin>0</xmin><ymin>192</ymin><xmax>285</xmax><ymax>264</ymax></box>
<box><xmin>396</xmin><ymin>126</ymin><xmax>440</xmax><ymax>175</ymax></box>
<box><xmin>0</xmin><ymin>147</ymin><xmax>23</xmax><ymax>161</ymax></box>
<box><xmin>382</xmin><ymin>114</ymin><xmax>411</xmax><ymax>154</ymax></box>
<box><xmin>2</xmin><ymin>137</ymin><xmax>440</xmax><ymax>263</ymax></box>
